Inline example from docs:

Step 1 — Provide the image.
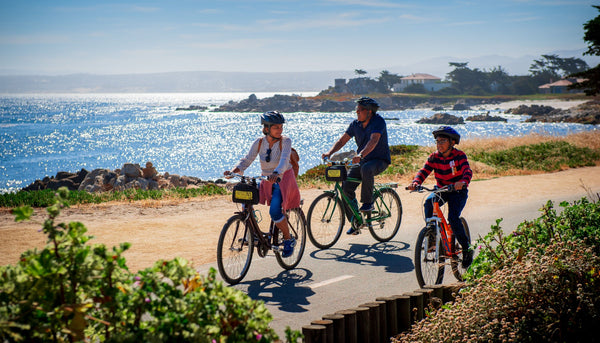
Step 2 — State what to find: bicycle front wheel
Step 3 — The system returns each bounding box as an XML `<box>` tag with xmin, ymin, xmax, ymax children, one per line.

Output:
<box><xmin>217</xmin><ymin>214</ymin><xmax>254</xmax><ymax>285</ymax></box>
<box><xmin>414</xmin><ymin>226</ymin><xmax>444</xmax><ymax>287</ymax></box>
<box><xmin>275</xmin><ymin>208</ymin><xmax>307</xmax><ymax>270</ymax></box>
<box><xmin>307</xmin><ymin>192</ymin><xmax>345</xmax><ymax>249</ymax></box>
<box><xmin>451</xmin><ymin>217</ymin><xmax>472</xmax><ymax>281</ymax></box>
<box><xmin>369</xmin><ymin>188</ymin><xmax>402</xmax><ymax>242</ymax></box>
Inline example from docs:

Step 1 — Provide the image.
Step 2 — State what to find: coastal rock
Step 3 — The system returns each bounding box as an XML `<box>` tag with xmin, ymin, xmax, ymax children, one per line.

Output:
<box><xmin>505</xmin><ymin>104</ymin><xmax>556</xmax><ymax>116</ymax></box>
<box><xmin>21</xmin><ymin>162</ymin><xmax>222</xmax><ymax>194</ymax></box>
<box><xmin>175</xmin><ymin>105</ymin><xmax>207</xmax><ymax>111</ymax></box>
<box><xmin>416</xmin><ymin>113</ymin><xmax>465</xmax><ymax>125</ymax></box>
<box><xmin>466</xmin><ymin>112</ymin><xmax>508</xmax><ymax>122</ymax></box>
<box><xmin>452</xmin><ymin>103</ymin><xmax>471</xmax><ymax>111</ymax></box>
<box><xmin>509</xmin><ymin>101</ymin><xmax>600</xmax><ymax>125</ymax></box>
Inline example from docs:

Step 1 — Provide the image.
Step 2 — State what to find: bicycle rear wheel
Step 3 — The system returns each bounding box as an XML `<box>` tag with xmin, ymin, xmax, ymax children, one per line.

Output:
<box><xmin>414</xmin><ymin>226</ymin><xmax>444</xmax><ymax>287</ymax></box>
<box><xmin>275</xmin><ymin>208</ymin><xmax>307</xmax><ymax>270</ymax></box>
<box><xmin>369</xmin><ymin>188</ymin><xmax>402</xmax><ymax>242</ymax></box>
<box><xmin>217</xmin><ymin>214</ymin><xmax>254</xmax><ymax>285</ymax></box>
<box><xmin>451</xmin><ymin>217</ymin><xmax>472</xmax><ymax>281</ymax></box>
<box><xmin>307</xmin><ymin>192</ymin><xmax>345</xmax><ymax>249</ymax></box>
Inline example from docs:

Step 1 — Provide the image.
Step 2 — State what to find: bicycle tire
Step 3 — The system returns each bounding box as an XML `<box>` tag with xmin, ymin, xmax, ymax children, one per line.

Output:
<box><xmin>307</xmin><ymin>192</ymin><xmax>345</xmax><ymax>249</ymax></box>
<box><xmin>451</xmin><ymin>217</ymin><xmax>472</xmax><ymax>281</ymax></box>
<box><xmin>217</xmin><ymin>214</ymin><xmax>254</xmax><ymax>285</ymax></box>
<box><xmin>275</xmin><ymin>208</ymin><xmax>307</xmax><ymax>270</ymax></box>
<box><xmin>414</xmin><ymin>226</ymin><xmax>444</xmax><ymax>287</ymax></box>
<box><xmin>369</xmin><ymin>188</ymin><xmax>402</xmax><ymax>242</ymax></box>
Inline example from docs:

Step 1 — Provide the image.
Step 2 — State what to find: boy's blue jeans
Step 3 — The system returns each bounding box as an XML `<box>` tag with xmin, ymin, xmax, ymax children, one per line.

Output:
<box><xmin>424</xmin><ymin>188</ymin><xmax>469</xmax><ymax>251</ymax></box>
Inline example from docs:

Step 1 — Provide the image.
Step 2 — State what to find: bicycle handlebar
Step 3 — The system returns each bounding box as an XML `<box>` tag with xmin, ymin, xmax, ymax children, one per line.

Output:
<box><xmin>405</xmin><ymin>184</ymin><xmax>456</xmax><ymax>193</ymax></box>
<box><xmin>322</xmin><ymin>157</ymin><xmax>359</xmax><ymax>167</ymax></box>
<box><xmin>226</xmin><ymin>172</ymin><xmax>279</xmax><ymax>183</ymax></box>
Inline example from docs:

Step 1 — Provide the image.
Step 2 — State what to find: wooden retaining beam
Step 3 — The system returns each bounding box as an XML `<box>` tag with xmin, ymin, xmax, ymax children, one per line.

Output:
<box><xmin>301</xmin><ymin>283</ymin><xmax>465</xmax><ymax>343</ymax></box>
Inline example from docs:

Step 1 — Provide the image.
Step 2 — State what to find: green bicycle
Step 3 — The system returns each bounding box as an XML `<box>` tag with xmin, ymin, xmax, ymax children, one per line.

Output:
<box><xmin>306</xmin><ymin>159</ymin><xmax>403</xmax><ymax>249</ymax></box>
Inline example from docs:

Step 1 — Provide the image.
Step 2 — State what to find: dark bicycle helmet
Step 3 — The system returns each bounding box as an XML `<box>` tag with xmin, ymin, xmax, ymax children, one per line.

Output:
<box><xmin>432</xmin><ymin>126</ymin><xmax>461</xmax><ymax>144</ymax></box>
<box><xmin>356</xmin><ymin>97</ymin><xmax>379</xmax><ymax>112</ymax></box>
<box><xmin>260</xmin><ymin>111</ymin><xmax>285</xmax><ymax>126</ymax></box>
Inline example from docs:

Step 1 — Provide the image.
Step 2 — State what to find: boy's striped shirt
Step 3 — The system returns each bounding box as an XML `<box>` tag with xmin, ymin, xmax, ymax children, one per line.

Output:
<box><xmin>413</xmin><ymin>148</ymin><xmax>472</xmax><ymax>187</ymax></box>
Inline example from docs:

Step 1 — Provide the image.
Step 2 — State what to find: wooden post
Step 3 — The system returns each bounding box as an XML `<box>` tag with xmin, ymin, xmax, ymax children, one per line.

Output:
<box><xmin>392</xmin><ymin>295</ymin><xmax>411</xmax><ymax>332</ymax></box>
<box><xmin>302</xmin><ymin>324</ymin><xmax>326</xmax><ymax>343</ymax></box>
<box><xmin>335</xmin><ymin>309</ymin><xmax>357</xmax><ymax>343</ymax></box>
<box><xmin>351</xmin><ymin>307</ymin><xmax>370</xmax><ymax>343</ymax></box>
<box><xmin>404</xmin><ymin>292</ymin><xmax>423</xmax><ymax>322</ymax></box>
<box><xmin>442</xmin><ymin>282</ymin><xmax>465</xmax><ymax>304</ymax></box>
<box><xmin>322</xmin><ymin>313</ymin><xmax>345</xmax><ymax>343</ymax></box>
<box><xmin>415</xmin><ymin>288</ymin><xmax>433</xmax><ymax>316</ymax></box>
<box><xmin>311</xmin><ymin>320</ymin><xmax>334</xmax><ymax>343</ymax></box>
<box><xmin>376</xmin><ymin>296</ymin><xmax>395</xmax><ymax>340</ymax></box>
<box><xmin>359</xmin><ymin>303</ymin><xmax>380</xmax><ymax>343</ymax></box>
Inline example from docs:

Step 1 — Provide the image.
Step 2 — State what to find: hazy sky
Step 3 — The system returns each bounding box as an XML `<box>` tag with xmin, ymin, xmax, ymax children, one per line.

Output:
<box><xmin>0</xmin><ymin>0</ymin><xmax>596</xmax><ymax>75</ymax></box>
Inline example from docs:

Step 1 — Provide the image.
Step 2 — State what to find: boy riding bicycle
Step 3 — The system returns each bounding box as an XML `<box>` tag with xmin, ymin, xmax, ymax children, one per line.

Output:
<box><xmin>406</xmin><ymin>126</ymin><xmax>474</xmax><ymax>268</ymax></box>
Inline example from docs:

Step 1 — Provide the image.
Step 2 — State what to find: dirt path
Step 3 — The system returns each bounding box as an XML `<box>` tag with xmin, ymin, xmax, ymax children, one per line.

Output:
<box><xmin>2</xmin><ymin>166</ymin><xmax>599</xmax><ymax>271</ymax></box>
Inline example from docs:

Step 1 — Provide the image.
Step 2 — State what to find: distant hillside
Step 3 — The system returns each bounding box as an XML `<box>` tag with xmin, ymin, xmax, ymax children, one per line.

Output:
<box><xmin>0</xmin><ymin>70</ymin><xmax>356</xmax><ymax>93</ymax></box>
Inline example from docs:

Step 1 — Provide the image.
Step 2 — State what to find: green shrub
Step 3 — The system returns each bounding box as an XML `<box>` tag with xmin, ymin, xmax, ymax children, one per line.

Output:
<box><xmin>394</xmin><ymin>240</ymin><xmax>600</xmax><ymax>342</ymax></box>
<box><xmin>393</xmin><ymin>197</ymin><xmax>600</xmax><ymax>342</ymax></box>
<box><xmin>468</xmin><ymin>197</ymin><xmax>600</xmax><ymax>280</ymax></box>
<box><xmin>0</xmin><ymin>187</ymin><xmax>286</xmax><ymax>342</ymax></box>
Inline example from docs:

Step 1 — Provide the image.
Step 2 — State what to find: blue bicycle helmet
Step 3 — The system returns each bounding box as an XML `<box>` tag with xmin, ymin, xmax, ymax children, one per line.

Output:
<box><xmin>260</xmin><ymin>111</ymin><xmax>285</xmax><ymax>125</ymax></box>
<box><xmin>433</xmin><ymin>126</ymin><xmax>461</xmax><ymax>144</ymax></box>
<box><xmin>356</xmin><ymin>97</ymin><xmax>379</xmax><ymax>112</ymax></box>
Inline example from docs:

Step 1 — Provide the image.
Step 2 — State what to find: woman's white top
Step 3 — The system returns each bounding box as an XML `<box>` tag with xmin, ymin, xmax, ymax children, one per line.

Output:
<box><xmin>234</xmin><ymin>136</ymin><xmax>292</xmax><ymax>176</ymax></box>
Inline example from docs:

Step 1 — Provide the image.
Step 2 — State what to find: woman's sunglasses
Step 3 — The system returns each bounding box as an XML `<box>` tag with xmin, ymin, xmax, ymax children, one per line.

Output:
<box><xmin>265</xmin><ymin>148</ymin><xmax>272</xmax><ymax>162</ymax></box>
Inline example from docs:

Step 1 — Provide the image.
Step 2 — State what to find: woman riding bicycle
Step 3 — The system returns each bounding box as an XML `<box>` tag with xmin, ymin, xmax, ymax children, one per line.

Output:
<box><xmin>406</xmin><ymin>126</ymin><xmax>474</xmax><ymax>268</ymax></box>
<box><xmin>224</xmin><ymin>111</ymin><xmax>301</xmax><ymax>258</ymax></box>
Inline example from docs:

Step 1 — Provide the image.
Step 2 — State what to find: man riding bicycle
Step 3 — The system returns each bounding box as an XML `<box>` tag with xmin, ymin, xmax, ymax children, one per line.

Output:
<box><xmin>407</xmin><ymin>126</ymin><xmax>473</xmax><ymax>268</ymax></box>
<box><xmin>322</xmin><ymin>97</ymin><xmax>391</xmax><ymax>235</ymax></box>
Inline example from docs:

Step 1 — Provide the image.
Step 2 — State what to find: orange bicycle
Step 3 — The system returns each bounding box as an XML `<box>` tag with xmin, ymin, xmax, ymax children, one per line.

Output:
<box><xmin>409</xmin><ymin>184</ymin><xmax>471</xmax><ymax>287</ymax></box>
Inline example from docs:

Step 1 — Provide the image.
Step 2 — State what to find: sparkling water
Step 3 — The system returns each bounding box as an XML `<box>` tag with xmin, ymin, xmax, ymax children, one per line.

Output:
<box><xmin>1</xmin><ymin>93</ymin><xmax>597</xmax><ymax>193</ymax></box>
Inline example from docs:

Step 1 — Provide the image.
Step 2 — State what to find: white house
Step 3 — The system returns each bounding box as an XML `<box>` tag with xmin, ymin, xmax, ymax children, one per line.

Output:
<box><xmin>392</xmin><ymin>73</ymin><xmax>451</xmax><ymax>92</ymax></box>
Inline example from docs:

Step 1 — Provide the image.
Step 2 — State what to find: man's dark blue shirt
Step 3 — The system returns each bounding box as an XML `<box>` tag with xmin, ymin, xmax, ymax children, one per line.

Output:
<box><xmin>345</xmin><ymin>113</ymin><xmax>391</xmax><ymax>164</ymax></box>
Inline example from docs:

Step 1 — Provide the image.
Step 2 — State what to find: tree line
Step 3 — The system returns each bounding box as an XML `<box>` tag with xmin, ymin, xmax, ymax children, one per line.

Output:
<box><xmin>354</xmin><ymin>5</ymin><xmax>600</xmax><ymax>97</ymax></box>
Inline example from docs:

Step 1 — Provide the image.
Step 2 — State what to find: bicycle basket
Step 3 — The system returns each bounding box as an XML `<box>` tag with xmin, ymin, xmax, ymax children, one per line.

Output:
<box><xmin>325</xmin><ymin>165</ymin><xmax>347</xmax><ymax>181</ymax></box>
<box><xmin>232</xmin><ymin>182</ymin><xmax>260</xmax><ymax>204</ymax></box>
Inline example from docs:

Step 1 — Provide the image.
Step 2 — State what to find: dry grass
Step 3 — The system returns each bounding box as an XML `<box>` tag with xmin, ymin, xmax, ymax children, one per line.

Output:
<box><xmin>460</xmin><ymin>130</ymin><xmax>600</xmax><ymax>152</ymax></box>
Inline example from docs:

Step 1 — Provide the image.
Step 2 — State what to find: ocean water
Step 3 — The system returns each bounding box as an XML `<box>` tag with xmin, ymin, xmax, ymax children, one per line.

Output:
<box><xmin>1</xmin><ymin>92</ymin><xmax>598</xmax><ymax>193</ymax></box>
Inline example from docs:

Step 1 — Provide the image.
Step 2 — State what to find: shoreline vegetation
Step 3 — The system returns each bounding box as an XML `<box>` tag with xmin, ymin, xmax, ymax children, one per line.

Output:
<box><xmin>2</xmin><ymin>130</ymin><xmax>599</xmax><ymax>209</ymax></box>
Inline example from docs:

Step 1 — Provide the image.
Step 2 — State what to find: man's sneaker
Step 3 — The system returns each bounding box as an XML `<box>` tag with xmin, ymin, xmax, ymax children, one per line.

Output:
<box><xmin>281</xmin><ymin>238</ymin><xmax>296</xmax><ymax>258</ymax></box>
<box><xmin>462</xmin><ymin>249</ymin><xmax>473</xmax><ymax>268</ymax></box>
<box><xmin>359</xmin><ymin>202</ymin><xmax>374</xmax><ymax>212</ymax></box>
<box><xmin>346</xmin><ymin>227</ymin><xmax>360</xmax><ymax>235</ymax></box>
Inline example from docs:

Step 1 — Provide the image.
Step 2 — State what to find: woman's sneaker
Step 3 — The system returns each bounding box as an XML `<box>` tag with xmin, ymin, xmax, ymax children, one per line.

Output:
<box><xmin>282</xmin><ymin>238</ymin><xmax>296</xmax><ymax>258</ymax></box>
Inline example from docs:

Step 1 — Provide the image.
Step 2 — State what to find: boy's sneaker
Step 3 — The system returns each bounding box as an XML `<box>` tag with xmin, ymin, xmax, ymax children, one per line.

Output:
<box><xmin>281</xmin><ymin>238</ymin><xmax>296</xmax><ymax>258</ymax></box>
<box><xmin>462</xmin><ymin>249</ymin><xmax>473</xmax><ymax>268</ymax></box>
<box><xmin>359</xmin><ymin>202</ymin><xmax>374</xmax><ymax>212</ymax></box>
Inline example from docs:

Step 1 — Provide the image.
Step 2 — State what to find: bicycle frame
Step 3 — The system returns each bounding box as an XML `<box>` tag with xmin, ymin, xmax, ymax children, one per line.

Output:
<box><xmin>424</xmin><ymin>186</ymin><xmax>461</xmax><ymax>258</ymax></box>
<box><xmin>327</xmin><ymin>180</ymin><xmax>396</xmax><ymax>228</ymax></box>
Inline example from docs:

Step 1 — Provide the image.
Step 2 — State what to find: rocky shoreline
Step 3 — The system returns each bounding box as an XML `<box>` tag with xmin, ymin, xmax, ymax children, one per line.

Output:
<box><xmin>21</xmin><ymin>162</ymin><xmax>226</xmax><ymax>193</ymax></box>
<box><xmin>209</xmin><ymin>94</ymin><xmax>599</xmax><ymax>125</ymax></box>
